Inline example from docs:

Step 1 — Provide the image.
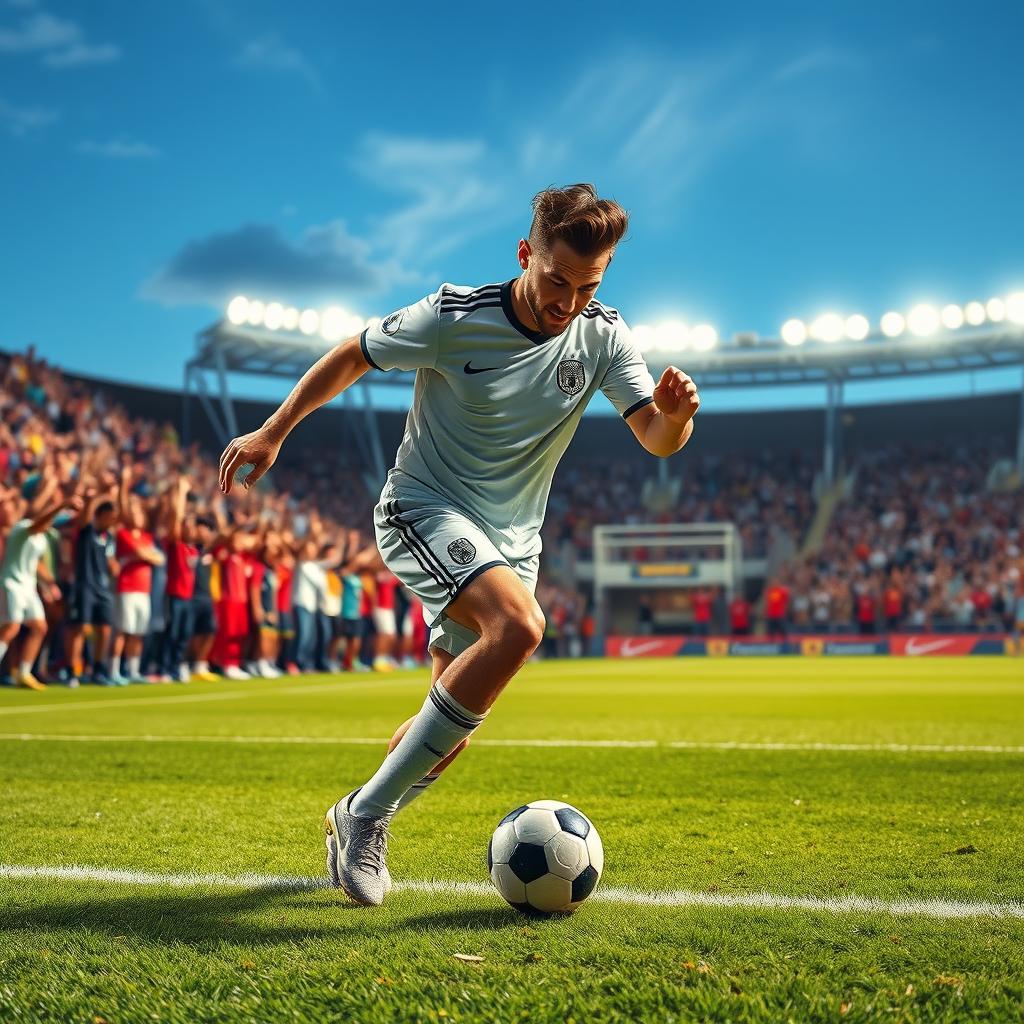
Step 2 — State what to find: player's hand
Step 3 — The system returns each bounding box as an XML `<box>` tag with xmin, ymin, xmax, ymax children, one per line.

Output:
<box><xmin>219</xmin><ymin>427</ymin><xmax>282</xmax><ymax>494</ymax></box>
<box><xmin>653</xmin><ymin>366</ymin><xmax>700</xmax><ymax>424</ymax></box>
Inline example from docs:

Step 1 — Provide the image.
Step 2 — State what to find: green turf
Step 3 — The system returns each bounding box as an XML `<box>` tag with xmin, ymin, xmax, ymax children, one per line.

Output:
<box><xmin>1</xmin><ymin>658</ymin><xmax>1022</xmax><ymax>1022</ymax></box>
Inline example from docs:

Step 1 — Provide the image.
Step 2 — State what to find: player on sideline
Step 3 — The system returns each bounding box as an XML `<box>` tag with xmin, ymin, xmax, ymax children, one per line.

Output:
<box><xmin>219</xmin><ymin>184</ymin><xmax>701</xmax><ymax>905</ymax></box>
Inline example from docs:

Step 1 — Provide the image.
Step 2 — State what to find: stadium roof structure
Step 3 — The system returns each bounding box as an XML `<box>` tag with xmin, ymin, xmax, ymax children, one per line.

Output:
<box><xmin>185</xmin><ymin>315</ymin><xmax>1024</xmax><ymax>491</ymax></box>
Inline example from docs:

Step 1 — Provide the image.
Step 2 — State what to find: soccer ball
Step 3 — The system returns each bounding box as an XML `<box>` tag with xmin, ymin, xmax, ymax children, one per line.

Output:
<box><xmin>488</xmin><ymin>800</ymin><xmax>604</xmax><ymax>914</ymax></box>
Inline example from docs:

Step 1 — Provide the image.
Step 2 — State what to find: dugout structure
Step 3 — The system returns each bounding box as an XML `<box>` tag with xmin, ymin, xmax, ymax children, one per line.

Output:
<box><xmin>592</xmin><ymin>522</ymin><xmax>742</xmax><ymax>637</ymax></box>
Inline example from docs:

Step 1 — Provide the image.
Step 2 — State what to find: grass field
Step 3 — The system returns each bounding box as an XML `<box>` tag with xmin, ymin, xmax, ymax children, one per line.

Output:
<box><xmin>1</xmin><ymin>657</ymin><xmax>1023</xmax><ymax>1023</ymax></box>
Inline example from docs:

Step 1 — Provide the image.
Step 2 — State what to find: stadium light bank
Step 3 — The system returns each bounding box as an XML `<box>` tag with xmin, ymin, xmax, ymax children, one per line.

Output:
<box><xmin>224</xmin><ymin>289</ymin><xmax>1024</xmax><ymax>355</ymax></box>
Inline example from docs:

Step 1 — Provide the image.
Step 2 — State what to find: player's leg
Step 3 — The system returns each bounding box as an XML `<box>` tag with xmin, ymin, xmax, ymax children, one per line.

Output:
<box><xmin>349</xmin><ymin>564</ymin><xmax>540</xmax><ymax>818</ymax></box>
<box><xmin>390</xmin><ymin>648</ymin><xmax>463</xmax><ymax>813</ymax></box>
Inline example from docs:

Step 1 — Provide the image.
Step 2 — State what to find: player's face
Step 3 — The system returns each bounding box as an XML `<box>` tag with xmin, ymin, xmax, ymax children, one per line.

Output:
<box><xmin>520</xmin><ymin>238</ymin><xmax>611</xmax><ymax>335</ymax></box>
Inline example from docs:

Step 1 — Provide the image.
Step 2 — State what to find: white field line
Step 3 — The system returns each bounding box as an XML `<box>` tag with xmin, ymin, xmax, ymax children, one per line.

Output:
<box><xmin>0</xmin><ymin>680</ymin><xmax>382</xmax><ymax>717</ymax></box>
<box><xmin>0</xmin><ymin>732</ymin><xmax>1022</xmax><ymax>754</ymax></box>
<box><xmin>2</xmin><ymin>863</ymin><xmax>1022</xmax><ymax>921</ymax></box>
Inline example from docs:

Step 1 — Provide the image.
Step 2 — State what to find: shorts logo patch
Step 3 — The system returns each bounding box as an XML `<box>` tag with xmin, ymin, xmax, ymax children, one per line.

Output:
<box><xmin>381</xmin><ymin>309</ymin><xmax>406</xmax><ymax>336</ymax></box>
<box><xmin>447</xmin><ymin>537</ymin><xmax>477</xmax><ymax>565</ymax></box>
<box><xmin>557</xmin><ymin>358</ymin><xmax>586</xmax><ymax>396</ymax></box>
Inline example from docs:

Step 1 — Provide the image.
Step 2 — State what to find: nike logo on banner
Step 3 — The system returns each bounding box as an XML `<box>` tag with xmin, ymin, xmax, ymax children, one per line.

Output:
<box><xmin>904</xmin><ymin>637</ymin><xmax>954</xmax><ymax>656</ymax></box>
<box><xmin>464</xmin><ymin>362</ymin><xmax>499</xmax><ymax>374</ymax></box>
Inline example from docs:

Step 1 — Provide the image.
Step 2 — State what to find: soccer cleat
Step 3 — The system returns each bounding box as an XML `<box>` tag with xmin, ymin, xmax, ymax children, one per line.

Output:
<box><xmin>223</xmin><ymin>665</ymin><xmax>251</xmax><ymax>680</ymax></box>
<box><xmin>15</xmin><ymin>670</ymin><xmax>46</xmax><ymax>691</ymax></box>
<box><xmin>324</xmin><ymin>790</ymin><xmax>393</xmax><ymax>906</ymax></box>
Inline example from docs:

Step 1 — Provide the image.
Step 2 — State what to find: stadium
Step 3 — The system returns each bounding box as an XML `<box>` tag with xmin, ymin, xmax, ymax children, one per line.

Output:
<box><xmin>3</xmin><ymin>4</ymin><xmax>1023</xmax><ymax>1022</ymax></box>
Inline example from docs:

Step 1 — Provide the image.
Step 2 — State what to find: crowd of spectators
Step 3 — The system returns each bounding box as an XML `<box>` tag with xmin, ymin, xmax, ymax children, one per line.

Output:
<box><xmin>763</xmin><ymin>441</ymin><xmax>1024</xmax><ymax>635</ymax></box>
<box><xmin>545</xmin><ymin>450</ymin><xmax>816</xmax><ymax>561</ymax></box>
<box><xmin>0</xmin><ymin>348</ymin><xmax>427</xmax><ymax>690</ymax></box>
<box><xmin>2</xmin><ymin>346</ymin><xmax>1021</xmax><ymax>687</ymax></box>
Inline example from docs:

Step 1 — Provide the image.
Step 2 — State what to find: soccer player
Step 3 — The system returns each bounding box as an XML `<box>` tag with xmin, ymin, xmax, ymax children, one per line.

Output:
<box><xmin>218</xmin><ymin>184</ymin><xmax>700</xmax><ymax>905</ymax></box>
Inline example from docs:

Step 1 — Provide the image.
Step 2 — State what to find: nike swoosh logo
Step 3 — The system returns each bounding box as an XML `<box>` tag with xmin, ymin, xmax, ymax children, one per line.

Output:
<box><xmin>464</xmin><ymin>362</ymin><xmax>500</xmax><ymax>374</ymax></box>
<box><xmin>905</xmin><ymin>637</ymin><xmax>953</xmax><ymax>655</ymax></box>
<box><xmin>620</xmin><ymin>638</ymin><xmax>671</xmax><ymax>657</ymax></box>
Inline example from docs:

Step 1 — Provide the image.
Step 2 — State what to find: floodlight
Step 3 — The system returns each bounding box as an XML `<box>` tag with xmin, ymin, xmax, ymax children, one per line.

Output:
<box><xmin>810</xmin><ymin>312</ymin><xmax>844</xmax><ymax>343</ymax></box>
<box><xmin>844</xmin><ymin>314</ymin><xmax>870</xmax><ymax>341</ymax></box>
<box><xmin>299</xmin><ymin>309</ymin><xmax>320</xmax><ymax>336</ymax></box>
<box><xmin>264</xmin><ymin>302</ymin><xmax>284</xmax><ymax>330</ymax></box>
<box><xmin>690</xmin><ymin>324</ymin><xmax>718</xmax><ymax>351</ymax></box>
<box><xmin>1005</xmin><ymin>292</ymin><xmax>1024</xmax><ymax>325</ymax></box>
<box><xmin>654</xmin><ymin>321</ymin><xmax>689</xmax><ymax>352</ymax></box>
<box><xmin>940</xmin><ymin>304</ymin><xmax>964</xmax><ymax>330</ymax></box>
<box><xmin>986</xmin><ymin>297</ymin><xmax>1006</xmax><ymax>322</ymax></box>
<box><xmin>281</xmin><ymin>306</ymin><xmax>300</xmax><ymax>331</ymax></box>
<box><xmin>880</xmin><ymin>311</ymin><xmax>905</xmax><ymax>338</ymax></box>
<box><xmin>906</xmin><ymin>304</ymin><xmax>940</xmax><ymax>337</ymax></box>
<box><xmin>780</xmin><ymin>318</ymin><xmax>807</xmax><ymax>346</ymax></box>
<box><xmin>321</xmin><ymin>306</ymin><xmax>349</xmax><ymax>342</ymax></box>
<box><xmin>245</xmin><ymin>299</ymin><xmax>266</xmax><ymax>327</ymax></box>
<box><xmin>226</xmin><ymin>296</ymin><xmax>249</xmax><ymax>325</ymax></box>
<box><xmin>964</xmin><ymin>301</ymin><xmax>986</xmax><ymax>326</ymax></box>
<box><xmin>631</xmin><ymin>325</ymin><xmax>656</xmax><ymax>353</ymax></box>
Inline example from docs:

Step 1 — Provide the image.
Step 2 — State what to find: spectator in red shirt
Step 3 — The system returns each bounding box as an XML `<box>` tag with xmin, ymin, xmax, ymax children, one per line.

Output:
<box><xmin>163</xmin><ymin>476</ymin><xmax>197</xmax><ymax>681</ymax></box>
<box><xmin>275</xmin><ymin>546</ymin><xmax>296</xmax><ymax>674</ymax></box>
<box><xmin>764</xmin><ymin>578</ymin><xmax>790</xmax><ymax>638</ymax></box>
<box><xmin>373</xmin><ymin>569</ymin><xmax>399</xmax><ymax>671</ymax></box>
<box><xmin>882</xmin><ymin>578</ymin><xmax>903</xmax><ymax>632</ymax></box>
<box><xmin>212</xmin><ymin>529</ymin><xmax>253</xmax><ymax>679</ymax></box>
<box><xmin>691</xmin><ymin>587</ymin><xmax>712</xmax><ymax>636</ymax></box>
<box><xmin>856</xmin><ymin>589</ymin><xmax>877</xmax><ymax>635</ymax></box>
<box><xmin>111</xmin><ymin>465</ymin><xmax>164</xmax><ymax>683</ymax></box>
<box><xmin>970</xmin><ymin>579</ymin><xmax>994</xmax><ymax>632</ymax></box>
<box><xmin>729</xmin><ymin>594</ymin><xmax>751</xmax><ymax>635</ymax></box>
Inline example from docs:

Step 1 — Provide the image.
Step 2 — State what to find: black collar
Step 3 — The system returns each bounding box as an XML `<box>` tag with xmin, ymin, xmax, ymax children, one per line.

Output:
<box><xmin>500</xmin><ymin>278</ymin><xmax>555</xmax><ymax>345</ymax></box>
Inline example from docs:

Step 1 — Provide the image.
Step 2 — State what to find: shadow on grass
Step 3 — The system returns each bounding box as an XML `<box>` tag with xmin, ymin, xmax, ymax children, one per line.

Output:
<box><xmin>0</xmin><ymin>887</ymin><xmax>537</xmax><ymax>947</ymax></box>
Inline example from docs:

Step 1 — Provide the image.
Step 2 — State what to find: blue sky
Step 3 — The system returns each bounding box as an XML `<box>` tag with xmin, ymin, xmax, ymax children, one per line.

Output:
<box><xmin>2</xmin><ymin>0</ymin><xmax>1023</xmax><ymax>412</ymax></box>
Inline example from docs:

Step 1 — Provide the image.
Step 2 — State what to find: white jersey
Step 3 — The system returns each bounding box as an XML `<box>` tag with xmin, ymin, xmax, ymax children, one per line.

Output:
<box><xmin>0</xmin><ymin>519</ymin><xmax>47</xmax><ymax>590</ymax></box>
<box><xmin>361</xmin><ymin>279</ymin><xmax>656</xmax><ymax>558</ymax></box>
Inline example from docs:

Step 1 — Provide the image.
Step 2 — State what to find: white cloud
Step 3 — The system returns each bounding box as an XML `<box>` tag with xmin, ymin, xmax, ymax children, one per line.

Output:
<box><xmin>76</xmin><ymin>138</ymin><xmax>160</xmax><ymax>159</ymax></box>
<box><xmin>0</xmin><ymin>10</ymin><xmax>75</xmax><ymax>50</ymax></box>
<box><xmin>232</xmin><ymin>33</ymin><xmax>320</xmax><ymax>90</ymax></box>
<box><xmin>0</xmin><ymin>7</ymin><xmax>119</xmax><ymax>68</ymax></box>
<box><xmin>0</xmin><ymin>95</ymin><xmax>56</xmax><ymax>134</ymax></box>
<box><xmin>43</xmin><ymin>41</ymin><xmax>119</xmax><ymax>68</ymax></box>
<box><xmin>142</xmin><ymin>220</ymin><xmax>417</xmax><ymax>309</ymax></box>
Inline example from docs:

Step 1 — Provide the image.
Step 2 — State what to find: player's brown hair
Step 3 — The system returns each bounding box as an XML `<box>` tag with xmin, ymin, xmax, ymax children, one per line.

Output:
<box><xmin>528</xmin><ymin>183</ymin><xmax>628</xmax><ymax>258</ymax></box>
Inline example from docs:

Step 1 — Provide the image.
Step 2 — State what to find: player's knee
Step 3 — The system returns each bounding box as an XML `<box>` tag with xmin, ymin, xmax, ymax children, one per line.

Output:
<box><xmin>491</xmin><ymin>607</ymin><xmax>544</xmax><ymax>657</ymax></box>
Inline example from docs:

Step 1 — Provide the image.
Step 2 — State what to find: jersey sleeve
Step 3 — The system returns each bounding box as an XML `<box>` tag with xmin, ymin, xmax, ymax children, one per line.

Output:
<box><xmin>600</xmin><ymin>320</ymin><xmax>657</xmax><ymax>419</ymax></box>
<box><xmin>360</xmin><ymin>289</ymin><xmax>442</xmax><ymax>372</ymax></box>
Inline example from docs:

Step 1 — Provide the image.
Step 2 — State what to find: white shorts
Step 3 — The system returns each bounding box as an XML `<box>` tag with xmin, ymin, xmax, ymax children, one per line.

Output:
<box><xmin>373</xmin><ymin>491</ymin><xmax>539</xmax><ymax>659</ymax></box>
<box><xmin>373</xmin><ymin>607</ymin><xmax>397</xmax><ymax>635</ymax></box>
<box><xmin>0</xmin><ymin>581</ymin><xmax>44</xmax><ymax>624</ymax></box>
<box><xmin>117</xmin><ymin>591</ymin><xmax>151</xmax><ymax>635</ymax></box>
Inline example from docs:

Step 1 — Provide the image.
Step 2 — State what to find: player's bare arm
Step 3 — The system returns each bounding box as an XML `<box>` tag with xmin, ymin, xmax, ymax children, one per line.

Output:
<box><xmin>219</xmin><ymin>336</ymin><xmax>370</xmax><ymax>493</ymax></box>
<box><xmin>627</xmin><ymin>365</ymin><xmax>700</xmax><ymax>457</ymax></box>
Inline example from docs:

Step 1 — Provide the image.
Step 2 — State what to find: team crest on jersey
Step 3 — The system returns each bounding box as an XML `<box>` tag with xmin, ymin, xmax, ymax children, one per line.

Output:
<box><xmin>447</xmin><ymin>537</ymin><xmax>477</xmax><ymax>565</ymax></box>
<box><xmin>557</xmin><ymin>358</ymin><xmax>586</xmax><ymax>396</ymax></box>
<box><xmin>381</xmin><ymin>309</ymin><xmax>405</xmax><ymax>336</ymax></box>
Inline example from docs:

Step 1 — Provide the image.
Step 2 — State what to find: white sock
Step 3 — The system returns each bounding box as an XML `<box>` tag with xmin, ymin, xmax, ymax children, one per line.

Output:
<box><xmin>194</xmin><ymin>660</ymin><xmax>209</xmax><ymax>673</ymax></box>
<box><xmin>111</xmin><ymin>655</ymin><xmax>121</xmax><ymax>676</ymax></box>
<box><xmin>350</xmin><ymin>682</ymin><xmax>484</xmax><ymax>819</ymax></box>
<box><xmin>394</xmin><ymin>772</ymin><xmax>441</xmax><ymax>813</ymax></box>
<box><xmin>0</xmin><ymin>640</ymin><xmax>8</xmax><ymax>665</ymax></box>
<box><xmin>19</xmin><ymin>661</ymin><xmax>33</xmax><ymax>677</ymax></box>
<box><xmin>128</xmin><ymin>655</ymin><xmax>141</xmax><ymax>678</ymax></box>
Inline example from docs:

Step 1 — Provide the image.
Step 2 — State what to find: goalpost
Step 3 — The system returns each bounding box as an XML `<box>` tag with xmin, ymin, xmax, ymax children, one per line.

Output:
<box><xmin>592</xmin><ymin>522</ymin><xmax>743</xmax><ymax>638</ymax></box>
